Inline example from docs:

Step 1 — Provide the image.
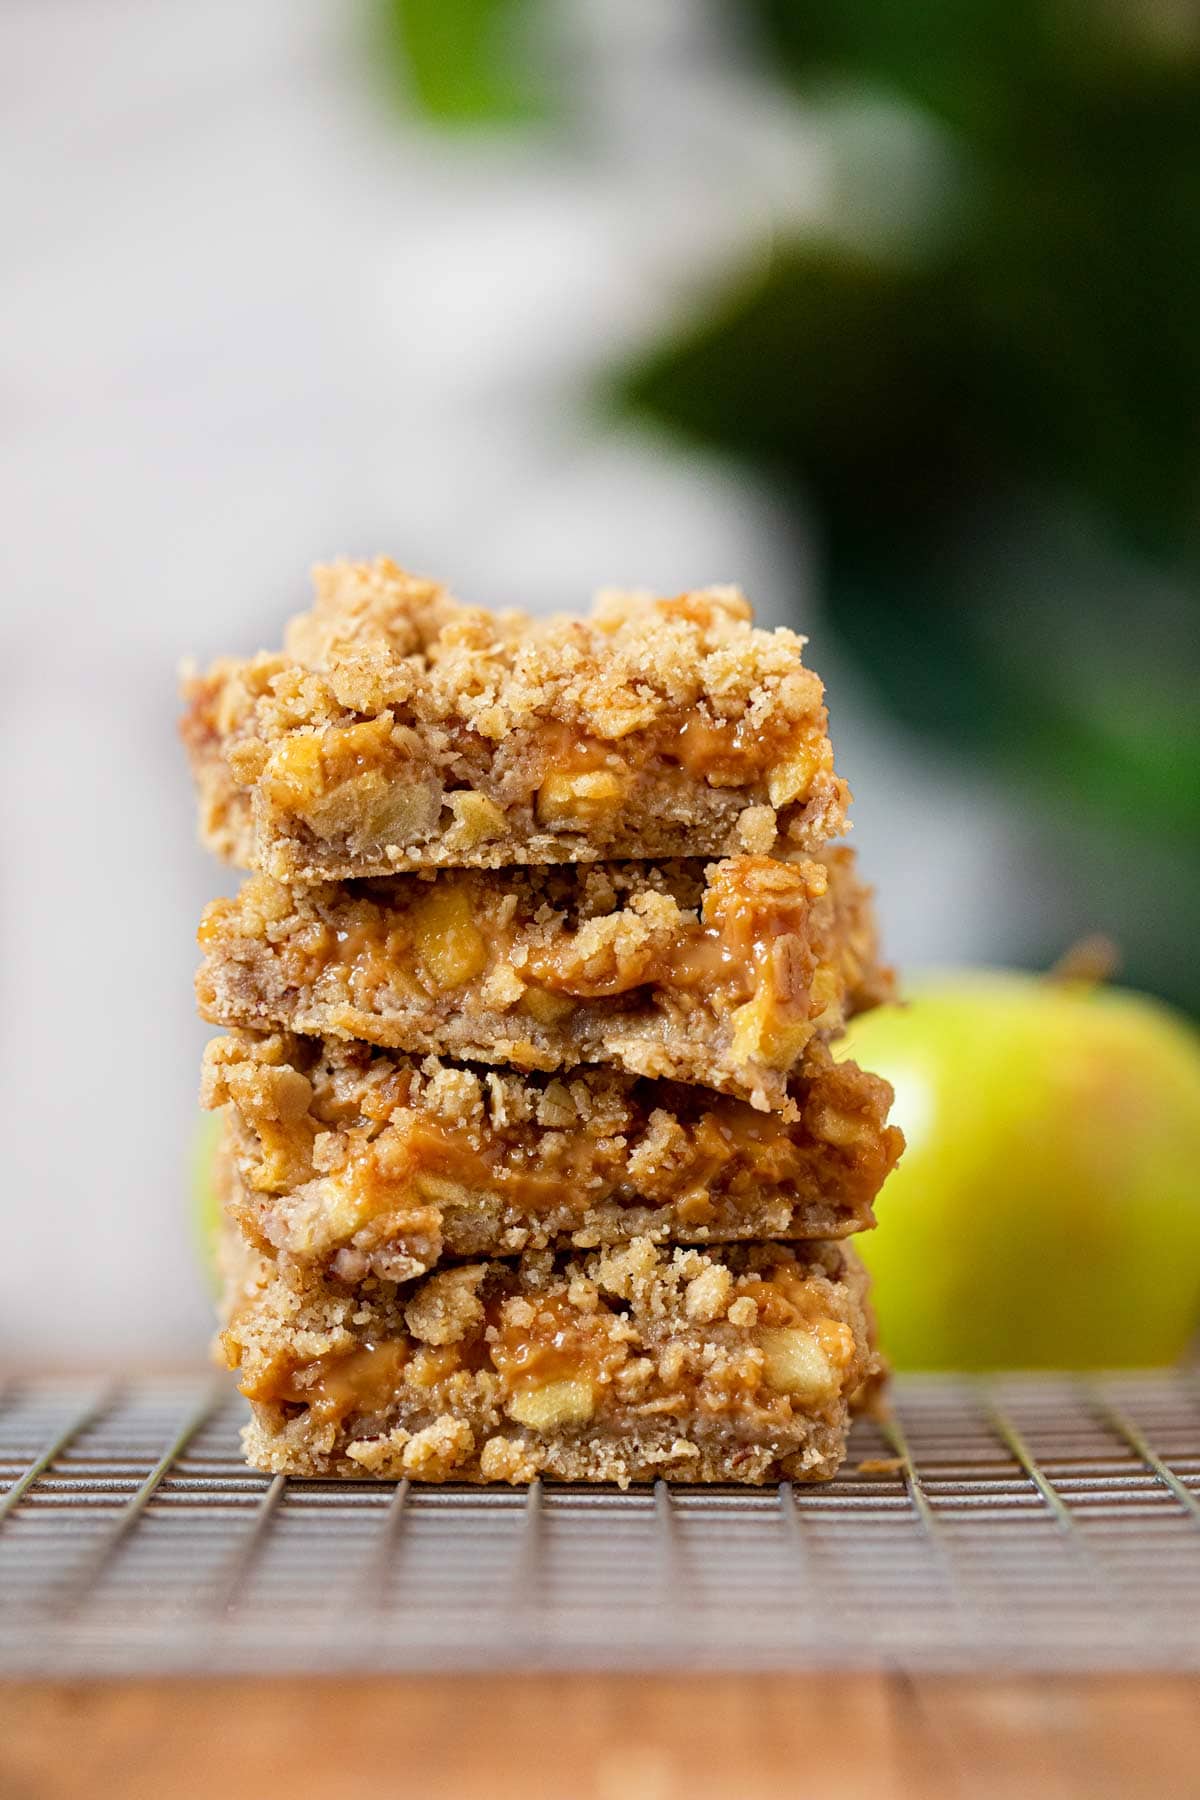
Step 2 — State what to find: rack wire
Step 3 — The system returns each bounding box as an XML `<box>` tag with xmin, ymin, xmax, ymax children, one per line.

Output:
<box><xmin>2</xmin><ymin>1372</ymin><xmax>1198</xmax><ymax>1675</ymax></box>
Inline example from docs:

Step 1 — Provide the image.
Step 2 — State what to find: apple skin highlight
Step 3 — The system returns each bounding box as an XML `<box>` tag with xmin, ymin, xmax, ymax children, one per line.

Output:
<box><xmin>839</xmin><ymin>973</ymin><xmax>1200</xmax><ymax>1371</ymax></box>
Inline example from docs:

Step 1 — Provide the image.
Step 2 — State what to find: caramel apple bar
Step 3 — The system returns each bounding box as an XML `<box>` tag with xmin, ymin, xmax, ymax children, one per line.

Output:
<box><xmin>220</xmin><ymin>1232</ymin><xmax>880</xmax><ymax>1485</ymax></box>
<box><xmin>204</xmin><ymin>1028</ymin><xmax>903</xmax><ymax>1284</ymax></box>
<box><xmin>181</xmin><ymin>559</ymin><xmax>849</xmax><ymax>881</ymax></box>
<box><xmin>197</xmin><ymin>850</ymin><xmax>890</xmax><ymax>1112</ymax></box>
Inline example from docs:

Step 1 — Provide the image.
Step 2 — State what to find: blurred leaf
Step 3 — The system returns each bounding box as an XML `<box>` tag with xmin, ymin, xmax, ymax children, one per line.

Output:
<box><xmin>623</xmin><ymin>0</ymin><xmax>1200</xmax><ymax>881</ymax></box>
<box><xmin>372</xmin><ymin>0</ymin><xmax>545</xmax><ymax>123</ymax></box>
<box><xmin>622</xmin><ymin>244</ymin><xmax>994</xmax><ymax>547</ymax></box>
<box><xmin>744</xmin><ymin>0</ymin><xmax>1051</xmax><ymax>141</ymax></box>
<box><xmin>622</xmin><ymin>237</ymin><xmax>1200</xmax><ymax>853</ymax></box>
<box><xmin>743</xmin><ymin>0</ymin><xmax>1200</xmax><ymax>147</ymax></box>
<box><xmin>190</xmin><ymin>1112</ymin><xmax>222</xmax><ymax>1296</ymax></box>
<box><xmin>733</xmin><ymin>2</ymin><xmax>1200</xmax><ymax>558</ymax></box>
<box><xmin>1026</xmin><ymin>702</ymin><xmax>1200</xmax><ymax>844</ymax></box>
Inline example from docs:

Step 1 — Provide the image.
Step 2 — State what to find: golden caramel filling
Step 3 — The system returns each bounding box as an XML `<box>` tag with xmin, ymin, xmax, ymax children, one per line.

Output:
<box><xmin>732</xmin><ymin>1265</ymin><xmax>854</xmax><ymax>1349</ymax></box>
<box><xmin>242</xmin><ymin>1339</ymin><xmax>409</xmax><ymax>1427</ymax></box>
<box><xmin>518</xmin><ymin>859</ymin><xmax>824</xmax><ymax>1008</ymax></box>
<box><xmin>326</xmin><ymin>1125</ymin><xmax>589</xmax><ymax>1237</ymax></box>
<box><xmin>670</xmin><ymin>714</ymin><xmax>814</xmax><ymax>793</ymax></box>
<box><xmin>531</xmin><ymin>722</ymin><xmax>623</xmax><ymax>776</ymax></box>
<box><xmin>489</xmin><ymin>1296</ymin><xmax>629</xmax><ymax>1403</ymax></box>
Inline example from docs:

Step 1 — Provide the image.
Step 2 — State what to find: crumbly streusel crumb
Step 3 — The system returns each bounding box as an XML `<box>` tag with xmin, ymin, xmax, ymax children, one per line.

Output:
<box><xmin>403</xmin><ymin>1266</ymin><xmax>486</xmax><ymax>1346</ymax></box>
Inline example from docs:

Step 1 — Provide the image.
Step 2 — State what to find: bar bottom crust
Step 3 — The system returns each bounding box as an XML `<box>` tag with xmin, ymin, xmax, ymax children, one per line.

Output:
<box><xmin>222</xmin><ymin>1236</ymin><xmax>879</xmax><ymax>1487</ymax></box>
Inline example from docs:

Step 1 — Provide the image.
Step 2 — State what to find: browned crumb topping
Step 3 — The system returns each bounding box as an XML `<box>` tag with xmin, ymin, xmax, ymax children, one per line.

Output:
<box><xmin>181</xmin><ymin>560</ymin><xmax>849</xmax><ymax>875</ymax></box>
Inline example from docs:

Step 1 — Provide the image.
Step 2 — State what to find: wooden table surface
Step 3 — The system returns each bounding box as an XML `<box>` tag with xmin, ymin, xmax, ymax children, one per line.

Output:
<box><xmin>2</xmin><ymin>1673</ymin><xmax>1198</xmax><ymax>1800</ymax></box>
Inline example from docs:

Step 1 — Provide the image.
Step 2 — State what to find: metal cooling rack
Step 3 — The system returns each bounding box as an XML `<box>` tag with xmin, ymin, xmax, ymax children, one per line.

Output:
<box><xmin>2</xmin><ymin>1372</ymin><xmax>1199</xmax><ymax>1676</ymax></box>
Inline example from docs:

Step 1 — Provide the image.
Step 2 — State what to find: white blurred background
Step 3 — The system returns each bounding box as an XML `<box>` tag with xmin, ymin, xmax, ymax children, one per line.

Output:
<box><xmin>1</xmin><ymin>0</ymin><xmax>1036</xmax><ymax>1365</ymax></box>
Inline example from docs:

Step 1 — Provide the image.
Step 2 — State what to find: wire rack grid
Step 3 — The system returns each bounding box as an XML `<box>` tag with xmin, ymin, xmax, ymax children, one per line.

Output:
<box><xmin>2</xmin><ymin>1370</ymin><xmax>1199</xmax><ymax>1677</ymax></box>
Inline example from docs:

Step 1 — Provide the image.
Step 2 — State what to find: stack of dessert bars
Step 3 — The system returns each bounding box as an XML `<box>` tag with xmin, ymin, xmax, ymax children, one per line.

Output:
<box><xmin>183</xmin><ymin>560</ymin><xmax>903</xmax><ymax>1486</ymax></box>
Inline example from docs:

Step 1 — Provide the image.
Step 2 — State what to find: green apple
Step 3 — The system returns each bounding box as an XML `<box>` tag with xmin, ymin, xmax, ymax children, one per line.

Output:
<box><xmin>838</xmin><ymin>973</ymin><xmax>1200</xmax><ymax>1369</ymax></box>
<box><xmin>190</xmin><ymin>1111</ymin><xmax>223</xmax><ymax>1294</ymax></box>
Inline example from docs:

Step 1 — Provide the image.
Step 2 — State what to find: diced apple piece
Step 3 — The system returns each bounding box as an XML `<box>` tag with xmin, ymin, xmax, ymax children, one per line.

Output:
<box><xmin>757</xmin><ymin>1328</ymin><xmax>837</xmax><ymax>1402</ymax></box>
<box><xmin>507</xmin><ymin>1378</ymin><xmax>595</xmax><ymax>1430</ymax></box>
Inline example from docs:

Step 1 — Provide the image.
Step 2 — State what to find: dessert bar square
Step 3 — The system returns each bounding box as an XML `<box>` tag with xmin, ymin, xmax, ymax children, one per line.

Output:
<box><xmin>196</xmin><ymin>850</ymin><xmax>890</xmax><ymax>1111</ymax></box>
<box><xmin>220</xmin><ymin>1231</ymin><xmax>880</xmax><ymax>1485</ymax></box>
<box><xmin>181</xmin><ymin>560</ymin><xmax>848</xmax><ymax>879</ymax></box>
<box><xmin>205</xmin><ymin>1029</ymin><xmax>903</xmax><ymax>1284</ymax></box>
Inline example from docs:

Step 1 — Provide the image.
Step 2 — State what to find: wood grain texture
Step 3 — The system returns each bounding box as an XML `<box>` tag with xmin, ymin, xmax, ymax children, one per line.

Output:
<box><xmin>1</xmin><ymin>1674</ymin><xmax>1197</xmax><ymax>1800</ymax></box>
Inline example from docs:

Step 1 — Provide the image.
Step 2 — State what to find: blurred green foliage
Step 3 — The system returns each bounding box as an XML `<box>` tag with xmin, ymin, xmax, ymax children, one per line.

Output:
<box><xmin>372</xmin><ymin>0</ymin><xmax>546</xmax><ymax>123</ymax></box>
<box><xmin>623</xmin><ymin>1</ymin><xmax>1200</xmax><ymax>1005</ymax></box>
<box><xmin>378</xmin><ymin>0</ymin><xmax>1200</xmax><ymax>1007</ymax></box>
